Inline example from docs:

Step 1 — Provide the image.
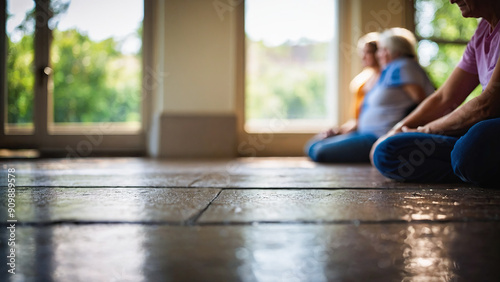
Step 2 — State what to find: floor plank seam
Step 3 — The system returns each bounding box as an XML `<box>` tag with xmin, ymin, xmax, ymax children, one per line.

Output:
<box><xmin>5</xmin><ymin>218</ymin><xmax>500</xmax><ymax>227</ymax></box>
<box><xmin>185</xmin><ymin>189</ymin><xmax>224</xmax><ymax>225</ymax></box>
<box><xmin>3</xmin><ymin>185</ymin><xmax>482</xmax><ymax>190</ymax></box>
<box><xmin>187</xmin><ymin>175</ymin><xmax>204</xmax><ymax>187</ymax></box>
<box><xmin>4</xmin><ymin>186</ymin><xmax>227</xmax><ymax>189</ymax></box>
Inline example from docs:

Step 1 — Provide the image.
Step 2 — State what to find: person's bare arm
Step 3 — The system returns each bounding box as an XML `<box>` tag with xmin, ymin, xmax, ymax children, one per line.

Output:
<box><xmin>391</xmin><ymin>67</ymin><xmax>481</xmax><ymax>135</ymax></box>
<box><xmin>405</xmin><ymin>54</ymin><xmax>500</xmax><ymax>136</ymax></box>
<box><xmin>318</xmin><ymin>119</ymin><xmax>358</xmax><ymax>139</ymax></box>
<box><xmin>339</xmin><ymin>119</ymin><xmax>358</xmax><ymax>134</ymax></box>
<box><xmin>369</xmin><ymin>66</ymin><xmax>480</xmax><ymax>163</ymax></box>
<box><xmin>402</xmin><ymin>84</ymin><xmax>427</xmax><ymax>104</ymax></box>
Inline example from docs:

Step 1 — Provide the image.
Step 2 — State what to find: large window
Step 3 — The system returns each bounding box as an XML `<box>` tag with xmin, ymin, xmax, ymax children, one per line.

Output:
<box><xmin>6</xmin><ymin>0</ymin><xmax>142</xmax><ymax>132</ymax></box>
<box><xmin>245</xmin><ymin>0</ymin><xmax>338</xmax><ymax>133</ymax></box>
<box><xmin>50</xmin><ymin>0</ymin><xmax>143</xmax><ymax>128</ymax></box>
<box><xmin>415</xmin><ymin>0</ymin><xmax>480</xmax><ymax>99</ymax></box>
<box><xmin>5</xmin><ymin>0</ymin><xmax>35</xmax><ymax>132</ymax></box>
<box><xmin>1</xmin><ymin>0</ymin><xmax>147</xmax><ymax>155</ymax></box>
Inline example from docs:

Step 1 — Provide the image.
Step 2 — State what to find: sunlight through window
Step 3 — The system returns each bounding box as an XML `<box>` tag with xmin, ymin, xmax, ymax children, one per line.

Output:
<box><xmin>6</xmin><ymin>0</ymin><xmax>35</xmax><ymax>133</ymax></box>
<box><xmin>50</xmin><ymin>0</ymin><xmax>143</xmax><ymax>129</ymax></box>
<box><xmin>245</xmin><ymin>0</ymin><xmax>338</xmax><ymax>133</ymax></box>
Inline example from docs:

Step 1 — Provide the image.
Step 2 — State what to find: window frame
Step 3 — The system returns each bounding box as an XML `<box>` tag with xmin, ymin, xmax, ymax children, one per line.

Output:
<box><xmin>0</xmin><ymin>0</ymin><xmax>154</xmax><ymax>156</ymax></box>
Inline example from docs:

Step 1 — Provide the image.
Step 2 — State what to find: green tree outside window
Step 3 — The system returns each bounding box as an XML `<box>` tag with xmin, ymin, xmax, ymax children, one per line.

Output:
<box><xmin>415</xmin><ymin>0</ymin><xmax>481</xmax><ymax>101</ymax></box>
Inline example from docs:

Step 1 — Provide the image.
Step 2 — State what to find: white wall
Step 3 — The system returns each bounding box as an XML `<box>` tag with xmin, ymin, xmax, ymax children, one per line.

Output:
<box><xmin>163</xmin><ymin>0</ymin><xmax>237</xmax><ymax>115</ymax></box>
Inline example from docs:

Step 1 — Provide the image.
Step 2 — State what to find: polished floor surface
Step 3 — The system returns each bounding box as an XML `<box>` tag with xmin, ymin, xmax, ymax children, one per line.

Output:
<box><xmin>1</xmin><ymin>157</ymin><xmax>500</xmax><ymax>281</ymax></box>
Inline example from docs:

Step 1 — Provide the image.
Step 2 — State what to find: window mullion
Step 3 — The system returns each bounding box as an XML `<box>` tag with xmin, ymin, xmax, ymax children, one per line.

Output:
<box><xmin>1</xmin><ymin>0</ymin><xmax>6</xmax><ymax>136</ymax></box>
<box><xmin>416</xmin><ymin>36</ymin><xmax>470</xmax><ymax>45</ymax></box>
<box><xmin>34</xmin><ymin>0</ymin><xmax>51</xmax><ymax>143</ymax></box>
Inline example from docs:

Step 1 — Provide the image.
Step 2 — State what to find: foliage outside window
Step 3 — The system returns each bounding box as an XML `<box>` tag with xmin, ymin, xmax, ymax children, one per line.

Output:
<box><xmin>6</xmin><ymin>0</ymin><xmax>143</xmax><ymax>126</ymax></box>
<box><xmin>415</xmin><ymin>0</ymin><xmax>480</xmax><ymax>100</ymax></box>
<box><xmin>245</xmin><ymin>0</ymin><xmax>336</xmax><ymax>132</ymax></box>
<box><xmin>6</xmin><ymin>0</ymin><xmax>35</xmax><ymax>126</ymax></box>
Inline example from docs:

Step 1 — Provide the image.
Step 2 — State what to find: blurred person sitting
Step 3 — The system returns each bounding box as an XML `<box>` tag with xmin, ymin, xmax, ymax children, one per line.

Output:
<box><xmin>305</xmin><ymin>28</ymin><xmax>434</xmax><ymax>162</ymax></box>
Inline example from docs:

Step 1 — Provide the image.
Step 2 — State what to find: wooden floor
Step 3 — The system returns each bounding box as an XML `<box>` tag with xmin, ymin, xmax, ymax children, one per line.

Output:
<box><xmin>1</xmin><ymin>157</ymin><xmax>500</xmax><ymax>281</ymax></box>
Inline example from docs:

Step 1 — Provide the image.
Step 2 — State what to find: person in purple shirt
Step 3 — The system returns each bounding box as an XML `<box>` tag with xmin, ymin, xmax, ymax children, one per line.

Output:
<box><xmin>371</xmin><ymin>0</ymin><xmax>500</xmax><ymax>187</ymax></box>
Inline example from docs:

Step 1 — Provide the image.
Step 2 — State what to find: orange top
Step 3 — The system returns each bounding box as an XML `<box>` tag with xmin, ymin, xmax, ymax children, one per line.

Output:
<box><xmin>349</xmin><ymin>68</ymin><xmax>375</xmax><ymax>119</ymax></box>
<box><xmin>354</xmin><ymin>81</ymin><xmax>367</xmax><ymax>119</ymax></box>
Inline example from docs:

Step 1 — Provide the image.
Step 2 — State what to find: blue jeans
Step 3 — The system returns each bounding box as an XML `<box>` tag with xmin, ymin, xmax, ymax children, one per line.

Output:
<box><xmin>372</xmin><ymin>118</ymin><xmax>500</xmax><ymax>187</ymax></box>
<box><xmin>305</xmin><ymin>132</ymin><xmax>378</xmax><ymax>163</ymax></box>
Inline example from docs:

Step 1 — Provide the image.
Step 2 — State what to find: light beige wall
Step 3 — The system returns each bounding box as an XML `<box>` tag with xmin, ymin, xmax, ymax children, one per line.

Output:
<box><xmin>162</xmin><ymin>0</ymin><xmax>237</xmax><ymax>114</ymax></box>
<box><xmin>148</xmin><ymin>0</ymin><xmax>239</xmax><ymax>157</ymax></box>
<box><xmin>158</xmin><ymin>0</ymin><xmax>412</xmax><ymax>119</ymax></box>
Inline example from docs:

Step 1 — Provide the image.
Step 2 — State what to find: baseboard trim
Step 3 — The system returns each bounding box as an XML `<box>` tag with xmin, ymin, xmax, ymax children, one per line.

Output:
<box><xmin>158</xmin><ymin>114</ymin><xmax>237</xmax><ymax>158</ymax></box>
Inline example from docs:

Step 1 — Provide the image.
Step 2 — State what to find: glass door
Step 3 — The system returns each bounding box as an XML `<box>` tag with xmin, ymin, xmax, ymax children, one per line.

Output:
<box><xmin>1</xmin><ymin>0</ymin><xmax>147</xmax><ymax>156</ymax></box>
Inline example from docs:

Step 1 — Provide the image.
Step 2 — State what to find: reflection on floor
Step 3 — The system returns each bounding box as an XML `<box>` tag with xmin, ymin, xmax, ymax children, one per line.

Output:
<box><xmin>1</xmin><ymin>157</ymin><xmax>500</xmax><ymax>281</ymax></box>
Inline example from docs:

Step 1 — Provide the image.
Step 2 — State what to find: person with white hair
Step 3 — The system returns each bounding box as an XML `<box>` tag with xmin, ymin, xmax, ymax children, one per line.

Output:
<box><xmin>371</xmin><ymin>0</ymin><xmax>500</xmax><ymax>187</ymax></box>
<box><xmin>305</xmin><ymin>28</ymin><xmax>434</xmax><ymax>162</ymax></box>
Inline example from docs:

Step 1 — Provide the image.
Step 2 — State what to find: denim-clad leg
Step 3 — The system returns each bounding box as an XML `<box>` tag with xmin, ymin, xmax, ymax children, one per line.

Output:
<box><xmin>305</xmin><ymin>132</ymin><xmax>378</xmax><ymax>163</ymax></box>
<box><xmin>451</xmin><ymin>118</ymin><xmax>500</xmax><ymax>187</ymax></box>
<box><xmin>372</xmin><ymin>132</ymin><xmax>460</xmax><ymax>182</ymax></box>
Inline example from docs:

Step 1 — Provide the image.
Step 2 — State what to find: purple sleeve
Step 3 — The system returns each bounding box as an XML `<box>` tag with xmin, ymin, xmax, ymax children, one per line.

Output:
<box><xmin>457</xmin><ymin>23</ymin><xmax>481</xmax><ymax>75</ymax></box>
